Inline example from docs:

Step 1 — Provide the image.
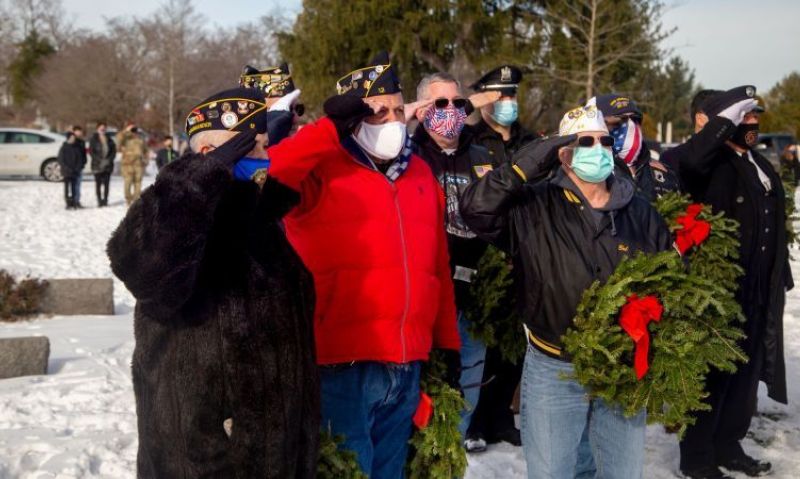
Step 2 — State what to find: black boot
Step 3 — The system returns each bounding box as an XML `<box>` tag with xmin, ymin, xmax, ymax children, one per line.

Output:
<box><xmin>719</xmin><ymin>454</ymin><xmax>772</xmax><ymax>477</ymax></box>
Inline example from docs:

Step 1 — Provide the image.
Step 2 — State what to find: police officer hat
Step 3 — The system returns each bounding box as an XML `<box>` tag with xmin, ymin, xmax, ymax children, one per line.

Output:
<box><xmin>240</xmin><ymin>63</ymin><xmax>296</xmax><ymax>99</ymax></box>
<box><xmin>185</xmin><ymin>87</ymin><xmax>268</xmax><ymax>138</ymax></box>
<box><xmin>592</xmin><ymin>93</ymin><xmax>643</xmax><ymax>121</ymax></box>
<box><xmin>470</xmin><ymin>65</ymin><xmax>522</xmax><ymax>96</ymax></box>
<box><xmin>701</xmin><ymin>85</ymin><xmax>765</xmax><ymax>117</ymax></box>
<box><xmin>335</xmin><ymin>51</ymin><xmax>402</xmax><ymax>98</ymax></box>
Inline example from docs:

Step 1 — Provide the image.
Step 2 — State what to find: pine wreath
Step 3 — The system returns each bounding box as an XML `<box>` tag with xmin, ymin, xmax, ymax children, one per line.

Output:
<box><xmin>406</xmin><ymin>350</ymin><xmax>468</xmax><ymax>479</ymax></box>
<box><xmin>464</xmin><ymin>246</ymin><xmax>526</xmax><ymax>364</ymax></box>
<box><xmin>562</xmin><ymin>193</ymin><xmax>747</xmax><ymax>435</ymax></box>
<box><xmin>317</xmin><ymin>428</ymin><xmax>367</xmax><ymax>479</ymax></box>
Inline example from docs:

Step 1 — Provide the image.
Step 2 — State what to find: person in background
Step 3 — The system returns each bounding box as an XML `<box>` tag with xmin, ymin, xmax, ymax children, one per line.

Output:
<box><xmin>155</xmin><ymin>136</ymin><xmax>177</xmax><ymax>171</ymax></box>
<box><xmin>116</xmin><ymin>123</ymin><xmax>148</xmax><ymax>206</ymax></box>
<box><xmin>57</xmin><ymin>132</ymin><xmax>84</xmax><ymax>210</ymax></box>
<box><xmin>461</xmin><ymin>64</ymin><xmax>539</xmax><ymax>449</ymax></box>
<box><xmin>70</xmin><ymin>125</ymin><xmax>88</xmax><ymax>208</ymax></box>
<box><xmin>89</xmin><ymin>122</ymin><xmax>116</xmax><ymax>207</ymax></box>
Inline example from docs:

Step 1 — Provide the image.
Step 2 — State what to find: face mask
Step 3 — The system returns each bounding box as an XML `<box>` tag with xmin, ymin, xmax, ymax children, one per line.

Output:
<box><xmin>730</xmin><ymin>123</ymin><xmax>759</xmax><ymax>149</ymax></box>
<box><xmin>491</xmin><ymin>99</ymin><xmax>518</xmax><ymax>126</ymax></box>
<box><xmin>233</xmin><ymin>157</ymin><xmax>270</xmax><ymax>182</ymax></box>
<box><xmin>610</xmin><ymin>118</ymin><xmax>643</xmax><ymax>166</ymax></box>
<box><xmin>570</xmin><ymin>145</ymin><xmax>614</xmax><ymax>183</ymax></box>
<box><xmin>353</xmin><ymin>121</ymin><xmax>407</xmax><ymax>160</ymax></box>
<box><xmin>424</xmin><ymin>106</ymin><xmax>467</xmax><ymax>140</ymax></box>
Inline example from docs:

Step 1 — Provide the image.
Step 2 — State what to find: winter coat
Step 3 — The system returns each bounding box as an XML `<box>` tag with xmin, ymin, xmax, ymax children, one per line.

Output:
<box><xmin>460</xmin><ymin>157</ymin><xmax>672</xmax><ymax>359</ymax></box>
<box><xmin>662</xmin><ymin>116</ymin><xmax>793</xmax><ymax>403</ymax></box>
<box><xmin>107</xmin><ymin>154</ymin><xmax>319</xmax><ymax>478</ymax></box>
<box><xmin>89</xmin><ymin>132</ymin><xmax>116</xmax><ymax>174</ymax></box>
<box><xmin>412</xmin><ymin>124</ymin><xmax>495</xmax><ymax>309</ymax></box>
<box><xmin>463</xmin><ymin>118</ymin><xmax>539</xmax><ymax>166</ymax></box>
<box><xmin>267</xmin><ymin>117</ymin><xmax>460</xmax><ymax>365</ymax></box>
<box><xmin>57</xmin><ymin>141</ymin><xmax>85</xmax><ymax>178</ymax></box>
<box><xmin>155</xmin><ymin>148</ymin><xmax>178</xmax><ymax>169</ymax></box>
<box><xmin>629</xmin><ymin>144</ymin><xmax>681</xmax><ymax>201</ymax></box>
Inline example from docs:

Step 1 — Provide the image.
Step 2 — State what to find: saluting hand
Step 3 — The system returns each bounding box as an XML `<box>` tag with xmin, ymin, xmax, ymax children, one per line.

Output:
<box><xmin>468</xmin><ymin>91</ymin><xmax>502</xmax><ymax>111</ymax></box>
<box><xmin>403</xmin><ymin>98</ymin><xmax>434</xmax><ymax>123</ymax></box>
<box><xmin>206</xmin><ymin>129</ymin><xmax>257</xmax><ymax>169</ymax></box>
<box><xmin>323</xmin><ymin>95</ymin><xmax>374</xmax><ymax>140</ymax></box>
<box><xmin>512</xmin><ymin>134</ymin><xmax>577</xmax><ymax>182</ymax></box>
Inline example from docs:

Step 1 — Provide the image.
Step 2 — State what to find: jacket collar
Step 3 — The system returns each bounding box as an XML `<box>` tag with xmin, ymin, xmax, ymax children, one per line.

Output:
<box><xmin>552</xmin><ymin>168</ymin><xmax>635</xmax><ymax>212</ymax></box>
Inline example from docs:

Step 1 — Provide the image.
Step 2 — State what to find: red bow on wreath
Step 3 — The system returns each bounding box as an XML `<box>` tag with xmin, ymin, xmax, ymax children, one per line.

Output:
<box><xmin>674</xmin><ymin>203</ymin><xmax>711</xmax><ymax>255</ymax></box>
<box><xmin>619</xmin><ymin>294</ymin><xmax>664</xmax><ymax>380</ymax></box>
<box><xmin>413</xmin><ymin>392</ymin><xmax>434</xmax><ymax>429</ymax></box>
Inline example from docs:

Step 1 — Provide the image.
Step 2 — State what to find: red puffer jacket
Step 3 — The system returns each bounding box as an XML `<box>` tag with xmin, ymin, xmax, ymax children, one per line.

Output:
<box><xmin>268</xmin><ymin>118</ymin><xmax>459</xmax><ymax>365</ymax></box>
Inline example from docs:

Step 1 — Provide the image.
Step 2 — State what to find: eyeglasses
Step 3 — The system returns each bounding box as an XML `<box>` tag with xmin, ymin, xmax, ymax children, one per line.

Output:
<box><xmin>434</xmin><ymin>98</ymin><xmax>468</xmax><ymax>109</ymax></box>
<box><xmin>577</xmin><ymin>135</ymin><xmax>614</xmax><ymax>147</ymax></box>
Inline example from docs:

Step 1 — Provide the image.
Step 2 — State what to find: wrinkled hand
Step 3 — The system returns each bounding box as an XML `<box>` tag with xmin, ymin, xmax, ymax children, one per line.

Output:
<box><xmin>206</xmin><ymin>129</ymin><xmax>257</xmax><ymax>169</ymax></box>
<box><xmin>468</xmin><ymin>91</ymin><xmax>502</xmax><ymax>110</ymax></box>
<box><xmin>718</xmin><ymin>98</ymin><xmax>758</xmax><ymax>126</ymax></box>
<box><xmin>323</xmin><ymin>95</ymin><xmax>374</xmax><ymax>139</ymax></box>
<box><xmin>269</xmin><ymin>89</ymin><xmax>301</xmax><ymax>112</ymax></box>
<box><xmin>437</xmin><ymin>348</ymin><xmax>462</xmax><ymax>393</ymax></box>
<box><xmin>513</xmin><ymin>134</ymin><xmax>577</xmax><ymax>182</ymax></box>
<box><xmin>403</xmin><ymin>98</ymin><xmax>434</xmax><ymax>123</ymax></box>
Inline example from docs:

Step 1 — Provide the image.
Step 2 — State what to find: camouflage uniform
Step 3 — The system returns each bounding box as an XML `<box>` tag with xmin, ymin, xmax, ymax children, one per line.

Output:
<box><xmin>117</xmin><ymin>131</ymin><xmax>148</xmax><ymax>205</ymax></box>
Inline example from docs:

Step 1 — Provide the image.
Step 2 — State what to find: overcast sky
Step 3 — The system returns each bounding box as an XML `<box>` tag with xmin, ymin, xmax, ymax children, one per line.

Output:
<box><xmin>62</xmin><ymin>0</ymin><xmax>800</xmax><ymax>94</ymax></box>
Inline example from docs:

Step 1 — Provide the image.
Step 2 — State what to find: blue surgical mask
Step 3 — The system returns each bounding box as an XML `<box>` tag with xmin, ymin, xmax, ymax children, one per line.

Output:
<box><xmin>233</xmin><ymin>157</ymin><xmax>270</xmax><ymax>182</ymax></box>
<box><xmin>491</xmin><ymin>100</ymin><xmax>518</xmax><ymax>126</ymax></box>
<box><xmin>570</xmin><ymin>145</ymin><xmax>613</xmax><ymax>183</ymax></box>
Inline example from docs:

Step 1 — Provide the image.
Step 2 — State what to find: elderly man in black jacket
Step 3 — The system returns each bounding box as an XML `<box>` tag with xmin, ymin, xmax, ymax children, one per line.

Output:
<box><xmin>107</xmin><ymin>87</ymin><xmax>318</xmax><ymax>478</ymax></box>
<box><xmin>662</xmin><ymin>86</ymin><xmax>792</xmax><ymax>479</ymax></box>
<box><xmin>461</xmin><ymin>105</ymin><xmax>672</xmax><ymax>478</ymax></box>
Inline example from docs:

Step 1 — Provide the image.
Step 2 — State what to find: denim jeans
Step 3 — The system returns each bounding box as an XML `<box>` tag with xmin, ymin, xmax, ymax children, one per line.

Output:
<box><xmin>520</xmin><ymin>346</ymin><xmax>645</xmax><ymax>479</ymax></box>
<box><xmin>320</xmin><ymin>361</ymin><xmax>421</xmax><ymax>478</ymax></box>
<box><xmin>74</xmin><ymin>171</ymin><xmax>82</xmax><ymax>204</ymax></box>
<box><xmin>457</xmin><ymin>311</ymin><xmax>487</xmax><ymax>438</ymax></box>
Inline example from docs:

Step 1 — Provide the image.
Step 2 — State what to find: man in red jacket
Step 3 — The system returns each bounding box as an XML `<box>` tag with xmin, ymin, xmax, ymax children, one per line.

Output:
<box><xmin>266</xmin><ymin>51</ymin><xmax>461</xmax><ymax>478</ymax></box>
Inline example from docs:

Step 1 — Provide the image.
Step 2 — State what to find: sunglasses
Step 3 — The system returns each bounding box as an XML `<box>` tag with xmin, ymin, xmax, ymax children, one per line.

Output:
<box><xmin>434</xmin><ymin>98</ymin><xmax>468</xmax><ymax>109</ymax></box>
<box><xmin>577</xmin><ymin>135</ymin><xmax>614</xmax><ymax>147</ymax></box>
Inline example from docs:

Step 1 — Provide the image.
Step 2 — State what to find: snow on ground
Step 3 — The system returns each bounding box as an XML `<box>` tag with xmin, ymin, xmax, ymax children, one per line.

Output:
<box><xmin>0</xmin><ymin>176</ymin><xmax>798</xmax><ymax>478</ymax></box>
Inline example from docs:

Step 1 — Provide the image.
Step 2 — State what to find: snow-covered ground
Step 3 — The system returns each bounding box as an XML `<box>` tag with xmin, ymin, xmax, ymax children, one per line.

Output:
<box><xmin>0</xmin><ymin>177</ymin><xmax>798</xmax><ymax>478</ymax></box>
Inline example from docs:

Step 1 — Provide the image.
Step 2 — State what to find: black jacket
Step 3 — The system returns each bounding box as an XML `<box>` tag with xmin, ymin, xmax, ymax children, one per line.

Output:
<box><xmin>156</xmin><ymin>148</ymin><xmax>178</xmax><ymax>169</ymax></box>
<box><xmin>629</xmin><ymin>144</ymin><xmax>681</xmax><ymax>201</ymax></box>
<box><xmin>460</xmin><ymin>157</ymin><xmax>672</xmax><ymax>358</ymax></box>
<box><xmin>412</xmin><ymin>125</ymin><xmax>494</xmax><ymax>308</ymax></box>
<box><xmin>107</xmin><ymin>154</ymin><xmax>319</xmax><ymax>478</ymax></box>
<box><xmin>464</xmin><ymin>118</ymin><xmax>539</xmax><ymax>166</ymax></box>
<box><xmin>57</xmin><ymin>141</ymin><xmax>85</xmax><ymax>178</ymax></box>
<box><xmin>89</xmin><ymin>132</ymin><xmax>116</xmax><ymax>174</ymax></box>
<box><xmin>663</xmin><ymin>117</ymin><xmax>793</xmax><ymax>403</ymax></box>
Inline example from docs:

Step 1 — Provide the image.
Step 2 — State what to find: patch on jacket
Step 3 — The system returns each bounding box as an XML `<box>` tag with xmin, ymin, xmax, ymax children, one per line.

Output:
<box><xmin>618</xmin><ymin>243</ymin><xmax>630</xmax><ymax>253</ymax></box>
<box><xmin>473</xmin><ymin>164</ymin><xmax>493</xmax><ymax>178</ymax></box>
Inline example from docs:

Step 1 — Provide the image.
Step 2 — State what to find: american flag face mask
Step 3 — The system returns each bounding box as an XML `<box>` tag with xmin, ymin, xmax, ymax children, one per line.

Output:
<box><xmin>611</xmin><ymin>117</ymin><xmax>643</xmax><ymax>166</ymax></box>
<box><xmin>424</xmin><ymin>105</ymin><xmax>468</xmax><ymax>140</ymax></box>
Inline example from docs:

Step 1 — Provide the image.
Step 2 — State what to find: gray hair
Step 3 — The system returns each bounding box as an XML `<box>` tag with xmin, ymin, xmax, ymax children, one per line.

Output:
<box><xmin>416</xmin><ymin>72</ymin><xmax>461</xmax><ymax>101</ymax></box>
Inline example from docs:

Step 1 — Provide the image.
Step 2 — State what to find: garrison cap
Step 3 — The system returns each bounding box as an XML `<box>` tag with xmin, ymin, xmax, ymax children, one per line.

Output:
<box><xmin>185</xmin><ymin>87</ymin><xmax>268</xmax><ymax>138</ymax></box>
<box><xmin>470</xmin><ymin>65</ymin><xmax>522</xmax><ymax>96</ymax></box>
<box><xmin>335</xmin><ymin>51</ymin><xmax>402</xmax><ymax>98</ymax></box>
<box><xmin>701</xmin><ymin>85</ymin><xmax>764</xmax><ymax>117</ymax></box>
<box><xmin>591</xmin><ymin>93</ymin><xmax>643</xmax><ymax>121</ymax></box>
<box><xmin>239</xmin><ymin>63</ymin><xmax>296</xmax><ymax>99</ymax></box>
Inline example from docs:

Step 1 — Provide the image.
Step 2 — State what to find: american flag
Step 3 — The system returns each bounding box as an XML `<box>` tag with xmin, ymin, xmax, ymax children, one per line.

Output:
<box><xmin>427</xmin><ymin>107</ymin><xmax>467</xmax><ymax>139</ymax></box>
<box><xmin>611</xmin><ymin>118</ymin><xmax>642</xmax><ymax>166</ymax></box>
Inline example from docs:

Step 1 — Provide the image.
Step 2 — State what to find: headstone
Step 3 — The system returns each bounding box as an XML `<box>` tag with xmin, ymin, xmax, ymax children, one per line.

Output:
<box><xmin>0</xmin><ymin>337</ymin><xmax>50</xmax><ymax>379</ymax></box>
<box><xmin>39</xmin><ymin>278</ymin><xmax>114</xmax><ymax>315</ymax></box>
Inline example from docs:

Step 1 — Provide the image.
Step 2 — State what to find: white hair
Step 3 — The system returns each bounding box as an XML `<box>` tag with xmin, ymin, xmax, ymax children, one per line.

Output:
<box><xmin>189</xmin><ymin>130</ymin><xmax>237</xmax><ymax>153</ymax></box>
<box><xmin>416</xmin><ymin>72</ymin><xmax>461</xmax><ymax>101</ymax></box>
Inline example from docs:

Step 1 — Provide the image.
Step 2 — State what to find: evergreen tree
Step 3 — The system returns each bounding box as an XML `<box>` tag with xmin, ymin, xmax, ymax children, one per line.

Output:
<box><xmin>7</xmin><ymin>29</ymin><xmax>54</xmax><ymax>106</ymax></box>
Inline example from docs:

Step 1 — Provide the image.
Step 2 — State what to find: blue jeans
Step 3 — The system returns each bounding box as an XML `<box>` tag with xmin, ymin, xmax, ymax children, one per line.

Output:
<box><xmin>320</xmin><ymin>361</ymin><xmax>421</xmax><ymax>478</ymax></box>
<box><xmin>74</xmin><ymin>171</ymin><xmax>82</xmax><ymax>204</ymax></box>
<box><xmin>520</xmin><ymin>346</ymin><xmax>645</xmax><ymax>479</ymax></box>
<box><xmin>457</xmin><ymin>311</ymin><xmax>487</xmax><ymax>437</ymax></box>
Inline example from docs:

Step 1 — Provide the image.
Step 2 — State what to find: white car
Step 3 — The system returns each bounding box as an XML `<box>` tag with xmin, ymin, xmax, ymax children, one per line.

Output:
<box><xmin>0</xmin><ymin>127</ymin><xmax>79</xmax><ymax>182</ymax></box>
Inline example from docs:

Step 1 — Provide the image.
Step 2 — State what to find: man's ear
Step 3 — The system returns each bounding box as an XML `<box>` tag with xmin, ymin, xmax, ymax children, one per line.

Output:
<box><xmin>415</xmin><ymin>105</ymin><xmax>428</xmax><ymax>124</ymax></box>
<box><xmin>558</xmin><ymin>147</ymin><xmax>572</xmax><ymax>167</ymax></box>
<box><xmin>695</xmin><ymin>112</ymin><xmax>709</xmax><ymax>128</ymax></box>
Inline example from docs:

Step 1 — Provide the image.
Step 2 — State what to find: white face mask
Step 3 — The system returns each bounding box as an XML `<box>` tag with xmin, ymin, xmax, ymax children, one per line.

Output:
<box><xmin>353</xmin><ymin>121</ymin><xmax>407</xmax><ymax>161</ymax></box>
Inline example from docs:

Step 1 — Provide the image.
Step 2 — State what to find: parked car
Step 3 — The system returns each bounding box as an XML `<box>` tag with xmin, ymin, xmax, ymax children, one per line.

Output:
<box><xmin>756</xmin><ymin>133</ymin><xmax>797</xmax><ymax>172</ymax></box>
<box><xmin>0</xmin><ymin>127</ymin><xmax>85</xmax><ymax>181</ymax></box>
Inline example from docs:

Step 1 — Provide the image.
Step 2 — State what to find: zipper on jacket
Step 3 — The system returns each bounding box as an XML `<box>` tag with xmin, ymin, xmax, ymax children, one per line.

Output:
<box><xmin>391</xmin><ymin>181</ymin><xmax>412</xmax><ymax>363</ymax></box>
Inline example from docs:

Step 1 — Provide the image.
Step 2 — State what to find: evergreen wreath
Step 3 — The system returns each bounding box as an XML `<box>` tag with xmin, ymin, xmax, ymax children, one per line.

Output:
<box><xmin>562</xmin><ymin>193</ymin><xmax>747</xmax><ymax>435</ymax></box>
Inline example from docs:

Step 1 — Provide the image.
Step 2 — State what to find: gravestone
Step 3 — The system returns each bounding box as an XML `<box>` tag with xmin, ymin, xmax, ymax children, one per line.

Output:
<box><xmin>39</xmin><ymin>278</ymin><xmax>114</xmax><ymax>315</ymax></box>
<box><xmin>0</xmin><ymin>337</ymin><xmax>50</xmax><ymax>379</ymax></box>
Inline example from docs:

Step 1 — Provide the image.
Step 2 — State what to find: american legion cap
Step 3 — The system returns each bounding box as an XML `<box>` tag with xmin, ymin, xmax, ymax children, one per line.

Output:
<box><xmin>185</xmin><ymin>87</ymin><xmax>268</xmax><ymax>138</ymax></box>
<box><xmin>240</xmin><ymin>63</ymin><xmax>296</xmax><ymax>99</ymax></box>
<box><xmin>335</xmin><ymin>51</ymin><xmax>402</xmax><ymax>98</ymax></box>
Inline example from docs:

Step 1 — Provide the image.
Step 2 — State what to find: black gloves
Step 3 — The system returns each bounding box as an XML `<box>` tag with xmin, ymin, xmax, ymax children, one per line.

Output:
<box><xmin>436</xmin><ymin>348</ymin><xmax>462</xmax><ymax>392</ymax></box>
<box><xmin>323</xmin><ymin>95</ymin><xmax>374</xmax><ymax>139</ymax></box>
<box><xmin>206</xmin><ymin>129</ymin><xmax>257</xmax><ymax>169</ymax></box>
<box><xmin>512</xmin><ymin>134</ymin><xmax>576</xmax><ymax>183</ymax></box>
<box><xmin>266</xmin><ymin>110</ymin><xmax>294</xmax><ymax>146</ymax></box>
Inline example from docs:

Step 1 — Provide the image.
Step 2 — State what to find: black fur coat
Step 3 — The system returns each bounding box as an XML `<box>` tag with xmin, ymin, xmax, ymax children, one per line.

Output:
<box><xmin>107</xmin><ymin>152</ymin><xmax>319</xmax><ymax>478</ymax></box>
